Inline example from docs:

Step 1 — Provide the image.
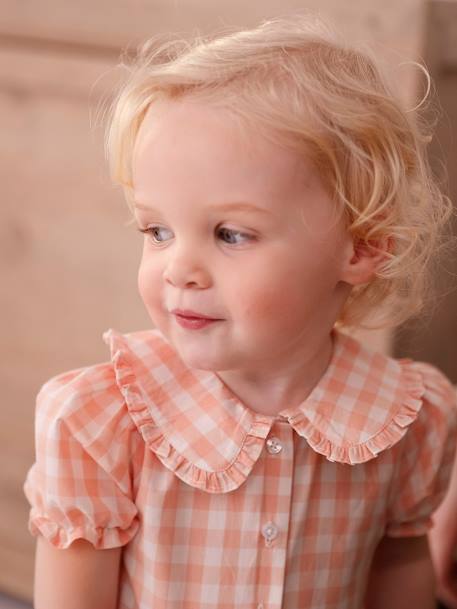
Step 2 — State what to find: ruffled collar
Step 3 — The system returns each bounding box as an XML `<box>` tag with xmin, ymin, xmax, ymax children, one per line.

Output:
<box><xmin>102</xmin><ymin>327</ymin><xmax>425</xmax><ymax>493</ymax></box>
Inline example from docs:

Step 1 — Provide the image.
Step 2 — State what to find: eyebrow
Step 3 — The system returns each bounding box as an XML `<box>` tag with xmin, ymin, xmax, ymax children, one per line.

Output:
<box><xmin>133</xmin><ymin>201</ymin><xmax>274</xmax><ymax>216</ymax></box>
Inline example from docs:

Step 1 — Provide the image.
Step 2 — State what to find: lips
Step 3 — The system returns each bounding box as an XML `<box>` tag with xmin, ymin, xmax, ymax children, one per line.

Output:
<box><xmin>171</xmin><ymin>308</ymin><xmax>221</xmax><ymax>321</ymax></box>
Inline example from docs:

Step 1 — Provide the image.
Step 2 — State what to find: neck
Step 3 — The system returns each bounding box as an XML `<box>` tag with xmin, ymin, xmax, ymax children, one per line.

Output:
<box><xmin>216</xmin><ymin>330</ymin><xmax>335</xmax><ymax>416</ymax></box>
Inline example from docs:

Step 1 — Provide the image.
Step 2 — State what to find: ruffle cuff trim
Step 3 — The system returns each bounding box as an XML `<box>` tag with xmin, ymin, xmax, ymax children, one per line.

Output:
<box><xmin>28</xmin><ymin>512</ymin><xmax>139</xmax><ymax>549</ymax></box>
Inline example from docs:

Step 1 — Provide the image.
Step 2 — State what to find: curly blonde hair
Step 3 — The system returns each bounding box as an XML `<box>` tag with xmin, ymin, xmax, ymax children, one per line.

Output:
<box><xmin>102</xmin><ymin>13</ymin><xmax>453</xmax><ymax>330</ymax></box>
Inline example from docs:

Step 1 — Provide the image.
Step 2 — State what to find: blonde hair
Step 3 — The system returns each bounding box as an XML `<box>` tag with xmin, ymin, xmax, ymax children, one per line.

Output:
<box><xmin>102</xmin><ymin>13</ymin><xmax>453</xmax><ymax>330</ymax></box>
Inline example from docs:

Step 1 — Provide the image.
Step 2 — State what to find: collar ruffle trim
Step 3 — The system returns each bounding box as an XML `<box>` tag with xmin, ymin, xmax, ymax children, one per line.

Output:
<box><xmin>102</xmin><ymin>328</ymin><xmax>425</xmax><ymax>494</ymax></box>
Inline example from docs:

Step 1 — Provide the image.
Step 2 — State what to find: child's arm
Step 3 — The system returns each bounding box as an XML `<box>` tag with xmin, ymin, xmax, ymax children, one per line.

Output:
<box><xmin>365</xmin><ymin>363</ymin><xmax>457</xmax><ymax>609</ymax></box>
<box><xmin>34</xmin><ymin>536</ymin><xmax>122</xmax><ymax>609</ymax></box>
<box><xmin>364</xmin><ymin>534</ymin><xmax>436</xmax><ymax>609</ymax></box>
<box><xmin>429</xmin><ymin>447</ymin><xmax>457</xmax><ymax>609</ymax></box>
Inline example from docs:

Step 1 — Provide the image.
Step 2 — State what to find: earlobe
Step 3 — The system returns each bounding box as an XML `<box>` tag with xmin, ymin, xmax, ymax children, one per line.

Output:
<box><xmin>341</xmin><ymin>237</ymin><xmax>390</xmax><ymax>286</ymax></box>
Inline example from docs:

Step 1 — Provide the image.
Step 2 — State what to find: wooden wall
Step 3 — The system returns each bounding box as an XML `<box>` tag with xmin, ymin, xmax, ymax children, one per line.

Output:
<box><xmin>393</xmin><ymin>1</ymin><xmax>457</xmax><ymax>383</ymax></box>
<box><xmin>0</xmin><ymin>0</ymin><xmax>433</xmax><ymax>600</ymax></box>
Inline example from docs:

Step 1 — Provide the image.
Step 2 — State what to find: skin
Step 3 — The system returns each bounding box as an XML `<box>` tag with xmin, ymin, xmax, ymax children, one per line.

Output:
<box><xmin>429</xmin><ymin>451</ymin><xmax>457</xmax><ymax>608</ymax></box>
<box><xmin>132</xmin><ymin>96</ymin><xmax>376</xmax><ymax>415</ymax></box>
<box><xmin>365</xmin><ymin>535</ymin><xmax>436</xmax><ymax>609</ymax></box>
<box><xmin>34</xmin><ymin>537</ymin><xmax>121</xmax><ymax>609</ymax></box>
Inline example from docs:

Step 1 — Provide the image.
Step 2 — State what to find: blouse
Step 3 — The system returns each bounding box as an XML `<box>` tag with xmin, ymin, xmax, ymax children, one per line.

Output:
<box><xmin>23</xmin><ymin>326</ymin><xmax>457</xmax><ymax>609</ymax></box>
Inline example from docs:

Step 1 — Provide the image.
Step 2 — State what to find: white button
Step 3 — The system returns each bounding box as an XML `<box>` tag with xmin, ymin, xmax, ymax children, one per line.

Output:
<box><xmin>261</xmin><ymin>521</ymin><xmax>278</xmax><ymax>541</ymax></box>
<box><xmin>266</xmin><ymin>436</ymin><xmax>282</xmax><ymax>454</ymax></box>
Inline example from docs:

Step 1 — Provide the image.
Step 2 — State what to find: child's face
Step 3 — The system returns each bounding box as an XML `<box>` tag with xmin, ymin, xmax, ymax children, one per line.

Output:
<box><xmin>132</xmin><ymin>97</ymin><xmax>353</xmax><ymax>373</ymax></box>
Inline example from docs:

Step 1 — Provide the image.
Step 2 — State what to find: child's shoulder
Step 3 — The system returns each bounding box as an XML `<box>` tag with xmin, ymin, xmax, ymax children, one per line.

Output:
<box><xmin>314</xmin><ymin>330</ymin><xmax>457</xmax><ymax>464</ymax></box>
<box><xmin>37</xmin><ymin>327</ymin><xmax>166</xmax><ymax>404</ymax></box>
<box><xmin>403</xmin><ymin>358</ymin><xmax>457</xmax><ymax>413</ymax></box>
<box><xmin>341</xmin><ymin>330</ymin><xmax>457</xmax><ymax>438</ymax></box>
<box><xmin>394</xmin><ymin>356</ymin><xmax>457</xmax><ymax>445</ymax></box>
<box><xmin>34</xmin><ymin>327</ymin><xmax>169</xmax><ymax>446</ymax></box>
<box><xmin>340</xmin><ymin>329</ymin><xmax>456</xmax><ymax>401</ymax></box>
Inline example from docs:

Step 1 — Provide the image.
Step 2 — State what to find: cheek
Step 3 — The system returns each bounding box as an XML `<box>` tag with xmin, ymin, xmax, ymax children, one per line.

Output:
<box><xmin>234</xmin><ymin>251</ymin><xmax>338</xmax><ymax>323</ymax></box>
<box><xmin>232</xmin><ymin>265</ymin><xmax>302</xmax><ymax>321</ymax></box>
<box><xmin>137</xmin><ymin>263</ymin><xmax>147</xmax><ymax>303</ymax></box>
<box><xmin>237</xmin><ymin>291</ymin><xmax>278</xmax><ymax>321</ymax></box>
<box><xmin>137</xmin><ymin>252</ymin><xmax>160</xmax><ymax>306</ymax></box>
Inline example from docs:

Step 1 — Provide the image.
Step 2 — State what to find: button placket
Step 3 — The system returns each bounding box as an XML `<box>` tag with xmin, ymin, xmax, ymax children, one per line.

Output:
<box><xmin>266</xmin><ymin>436</ymin><xmax>283</xmax><ymax>454</ymax></box>
<box><xmin>256</xmin><ymin>424</ymin><xmax>291</xmax><ymax>607</ymax></box>
<box><xmin>261</xmin><ymin>521</ymin><xmax>278</xmax><ymax>547</ymax></box>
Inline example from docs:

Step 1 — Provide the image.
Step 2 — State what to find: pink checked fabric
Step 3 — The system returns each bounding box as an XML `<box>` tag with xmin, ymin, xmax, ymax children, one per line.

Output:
<box><xmin>23</xmin><ymin>327</ymin><xmax>457</xmax><ymax>609</ymax></box>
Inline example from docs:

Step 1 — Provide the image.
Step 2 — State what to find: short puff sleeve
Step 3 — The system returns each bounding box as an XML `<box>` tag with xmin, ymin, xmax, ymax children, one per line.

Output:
<box><xmin>385</xmin><ymin>362</ymin><xmax>457</xmax><ymax>538</ymax></box>
<box><xmin>23</xmin><ymin>362</ymin><xmax>141</xmax><ymax>549</ymax></box>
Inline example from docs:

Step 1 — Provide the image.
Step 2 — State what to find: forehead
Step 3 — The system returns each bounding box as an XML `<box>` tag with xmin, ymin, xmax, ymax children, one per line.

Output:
<box><xmin>132</xmin><ymin>97</ymin><xmax>317</xmax><ymax>205</ymax></box>
<box><xmin>135</xmin><ymin>96</ymin><xmax>280</xmax><ymax>158</ymax></box>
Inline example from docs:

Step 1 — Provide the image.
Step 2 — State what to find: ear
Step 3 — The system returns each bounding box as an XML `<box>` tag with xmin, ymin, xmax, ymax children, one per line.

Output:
<box><xmin>341</xmin><ymin>236</ymin><xmax>391</xmax><ymax>286</ymax></box>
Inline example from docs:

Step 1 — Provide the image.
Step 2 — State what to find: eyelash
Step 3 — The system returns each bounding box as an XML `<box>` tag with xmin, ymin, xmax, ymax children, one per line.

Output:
<box><xmin>136</xmin><ymin>225</ymin><xmax>255</xmax><ymax>246</ymax></box>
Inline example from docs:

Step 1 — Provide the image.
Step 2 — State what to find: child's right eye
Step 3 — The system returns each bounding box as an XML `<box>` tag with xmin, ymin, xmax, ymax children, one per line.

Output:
<box><xmin>137</xmin><ymin>226</ymin><xmax>172</xmax><ymax>244</ymax></box>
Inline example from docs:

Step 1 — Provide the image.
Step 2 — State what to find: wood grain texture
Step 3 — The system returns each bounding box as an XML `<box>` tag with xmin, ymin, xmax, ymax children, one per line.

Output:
<box><xmin>393</xmin><ymin>1</ymin><xmax>457</xmax><ymax>383</ymax></box>
<box><xmin>0</xmin><ymin>47</ymin><xmax>148</xmax><ymax>601</ymax></box>
<box><xmin>0</xmin><ymin>0</ymin><xmax>427</xmax><ymax>70</ymax></box>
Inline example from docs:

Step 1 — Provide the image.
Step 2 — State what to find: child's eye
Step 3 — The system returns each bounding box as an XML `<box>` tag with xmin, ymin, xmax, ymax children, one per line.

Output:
<box><xmin>137</xmin><ymin>225</ymin><xmax>255</xmax><ymax>246</ymax></box>
<box><xmin>137</xmin><ymin>226</ymin><xmax>172</xmax><ymax>243</ymax></box>
<box><xmin>217</xmin><ymin>227</ymin><xmax>255</xmax><ymax>245</ymax></box>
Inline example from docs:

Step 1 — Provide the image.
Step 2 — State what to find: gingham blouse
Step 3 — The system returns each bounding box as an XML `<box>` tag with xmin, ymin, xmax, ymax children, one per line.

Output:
<box><xmin>24</xmin><ymin>327</ymin><xmax>457</xmax><ymax>609</ymax></box>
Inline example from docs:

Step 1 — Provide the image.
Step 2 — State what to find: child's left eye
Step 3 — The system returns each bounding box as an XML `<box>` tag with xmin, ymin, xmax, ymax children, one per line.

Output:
<box><xmin>217</xmin><ymin>227</ymin><xmax>254</xmax><ymax>245</ymax></box>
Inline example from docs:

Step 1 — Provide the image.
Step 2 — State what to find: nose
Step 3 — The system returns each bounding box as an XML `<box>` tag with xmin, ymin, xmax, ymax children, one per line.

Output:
<box><xmin>163</xmin><ymin>246</ymin><xmax>211</xmax><ymax>289</ymax></box>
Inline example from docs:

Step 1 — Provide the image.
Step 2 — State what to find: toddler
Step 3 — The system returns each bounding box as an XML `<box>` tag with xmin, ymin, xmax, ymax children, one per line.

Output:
<box><xmin>24</xmin><ymin>14</ymin><xmax>457</xmax><ymax>609</ymax></box>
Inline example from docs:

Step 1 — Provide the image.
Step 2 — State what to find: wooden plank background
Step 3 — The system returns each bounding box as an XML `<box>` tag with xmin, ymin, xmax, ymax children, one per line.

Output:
<box><xmin>0</xmin><ymin>0</ymin><xmax>441</xmax><ymax>601</ymax></box>
<box><xmin>0</xmin><ymin>47</ymin><xmax>143</xmax><ymax>599</ymax></box>
<box><xmin>393</xmin><ymin>0</ymin><xmax>457</xmax><ymax>382</ymax></box>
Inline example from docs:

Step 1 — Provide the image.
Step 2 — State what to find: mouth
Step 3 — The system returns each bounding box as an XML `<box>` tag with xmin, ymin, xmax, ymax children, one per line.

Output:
<box><xmin>171</xmin><ymin>308</ymin><xmax>222</xmax><ymax>321</ymax></box>
<box><xmin>172</xmin><ymin>313</ymin><xmax>222</xmax><ymax>330</ymax></box>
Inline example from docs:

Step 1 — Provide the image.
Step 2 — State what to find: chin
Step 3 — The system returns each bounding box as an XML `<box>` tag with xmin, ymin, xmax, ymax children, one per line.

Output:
<box><xmin>173</xmin><ymin>344</ymin><xmax>227</xmax><ymax>371</ymax></box>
